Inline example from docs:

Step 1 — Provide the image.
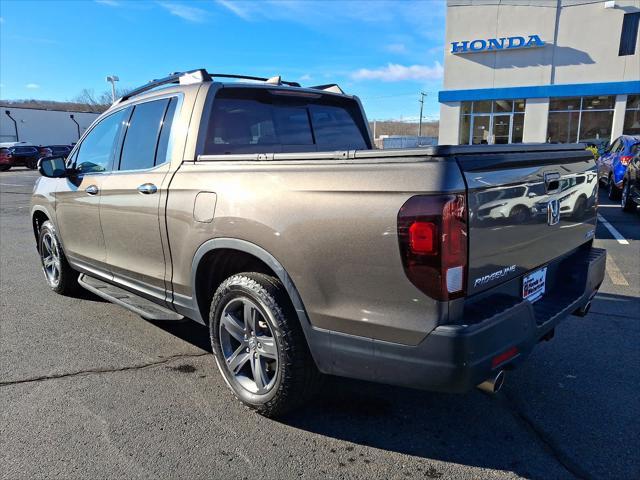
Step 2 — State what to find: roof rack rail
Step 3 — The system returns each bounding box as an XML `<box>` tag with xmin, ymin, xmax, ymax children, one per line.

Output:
<box><xmin>117</xmin><ymin>69</ymin><xmax>344</xmax><ymax>104</ymax></box>
<box><xmin>208</xmin><ymin>73</ymin><xmax>301</xmax><ymax>87</ymax></box>
<box><xmin>309</xmin><ymin>84</ymin><xmax>345</xmax><ymax>94</ymax></box>
<box><xmin>118</xmin><ymin>69</ymin><xmax>211</xmax><ymax>103</ymax></box>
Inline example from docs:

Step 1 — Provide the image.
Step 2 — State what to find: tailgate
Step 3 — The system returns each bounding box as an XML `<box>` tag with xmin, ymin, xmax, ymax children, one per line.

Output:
<box><xmin>458</xmin><ymin>146</ymin><xmax>598</xmax><ymax>296</ymax></box>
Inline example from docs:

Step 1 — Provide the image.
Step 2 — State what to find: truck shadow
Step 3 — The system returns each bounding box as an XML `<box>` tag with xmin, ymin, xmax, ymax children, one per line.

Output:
<box><xmin>147</xmin><ymin>291</ymin><xmax>638</xmax><ymax>479</ymax></box>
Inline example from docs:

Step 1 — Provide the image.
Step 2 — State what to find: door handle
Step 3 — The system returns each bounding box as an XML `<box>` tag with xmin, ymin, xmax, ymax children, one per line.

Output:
<box><xmin>137</xmin><ymin>183</ymin><xmax>157</xmax><ymax>195</ymax></box>
<box><xmin>85</xmin><ymin>185</ymin><xmax>99</xmax><ymax>195</ymax></box>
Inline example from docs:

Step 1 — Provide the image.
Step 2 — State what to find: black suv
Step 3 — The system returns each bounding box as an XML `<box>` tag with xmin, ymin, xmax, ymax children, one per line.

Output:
<box><xmin>9</xmin><ymin>145</ymin><xmax>40</xmax><ymax>169</ymax></box>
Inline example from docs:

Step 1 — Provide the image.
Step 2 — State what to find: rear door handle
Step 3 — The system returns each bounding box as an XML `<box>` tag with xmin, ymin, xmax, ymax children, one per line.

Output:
<box><xmin>137</xmin><ymin>183</ymin><xmax>157</xmax><ymax>195</ymax></box>
<box><xmin>85</xmin><ymin>185</ymin><xmax>99</xmax><ymax>195</ymax></box>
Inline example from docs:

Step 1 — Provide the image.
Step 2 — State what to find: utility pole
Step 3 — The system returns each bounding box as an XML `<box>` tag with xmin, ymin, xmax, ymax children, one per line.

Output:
<box><xmin>418</xmin><ymin>92</ymin><xmax>427</xmax><ymax>137</ymax></box>
<box><xmin>106</xmin><ymin>75</ymin><xmax>120</xmax><ymax>103</ymax></box>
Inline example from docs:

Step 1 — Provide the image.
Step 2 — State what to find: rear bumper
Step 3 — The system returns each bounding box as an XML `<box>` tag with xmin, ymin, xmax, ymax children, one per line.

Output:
<box><xmin>309</xmin><ymin>246</ymin><xmax>606</xmax><ymax>393</ymax></box>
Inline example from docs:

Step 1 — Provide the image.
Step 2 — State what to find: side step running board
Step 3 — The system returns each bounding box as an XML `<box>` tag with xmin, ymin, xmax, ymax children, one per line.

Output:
<box><xmin>78</xmin><ymin>274</ymin><xmax>184</xmax><ymax>321</ymax></box>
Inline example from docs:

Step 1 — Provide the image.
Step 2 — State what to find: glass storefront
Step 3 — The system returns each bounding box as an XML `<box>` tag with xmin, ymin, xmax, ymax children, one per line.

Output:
<box><xmin>547</xmin><ymin>96</ymin><xmax>615</xmax><ymax>143</ymax></box>
<box><xmin>459</xmin><ymin>100</ymin><xmax>525</xmax><ymax>145</ymax></box>
<box><xmin>623</xmin><ymin>95</ymin><xmax>640</xmax><ymax>135</ymax></box>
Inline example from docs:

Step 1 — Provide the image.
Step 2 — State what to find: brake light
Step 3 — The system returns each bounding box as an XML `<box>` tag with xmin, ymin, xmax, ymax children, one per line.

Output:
<box><xmin>397</xmin><ymin>194</ymin><xmax>468</xmax><ymax>301</ymax></box>
<box><xmin>620</xmin><ymin>155</ymin><xmax>632</xmax><ymax>166</ymax></box>
<box><xmin>409</xmin><ymin>222</ymin><xmax>437</xmax><ymax>255</ymax></box>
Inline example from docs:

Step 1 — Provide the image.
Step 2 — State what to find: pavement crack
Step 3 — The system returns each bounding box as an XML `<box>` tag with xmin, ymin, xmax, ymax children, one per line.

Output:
<box><xmin>0</xmin><ymin>352</ymin><xmax>209</xmax><ymax>387</ymax></box>
<box><xmin>500</xmin><ymin>392</ymin><xmax>593</xmax><ymax>480</ymax></box>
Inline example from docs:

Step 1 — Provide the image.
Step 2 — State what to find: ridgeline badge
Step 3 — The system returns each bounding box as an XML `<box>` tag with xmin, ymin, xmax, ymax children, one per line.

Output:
<box><xmin>451</xmin><ymin>35</ymin><xmax>545</xmax><ymax>54</ymax></box>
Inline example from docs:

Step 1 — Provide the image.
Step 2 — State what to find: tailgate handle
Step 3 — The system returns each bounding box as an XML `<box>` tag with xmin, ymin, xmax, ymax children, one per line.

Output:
<box><xmin>544</xmin><ymin>172</ymin><xmax>561</xmax><ymax>193</ymax></box>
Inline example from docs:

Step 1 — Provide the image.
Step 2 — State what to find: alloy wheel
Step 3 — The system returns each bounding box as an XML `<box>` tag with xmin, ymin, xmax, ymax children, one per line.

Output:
<box><xmin>41</xmin><ymin>231</ymin><xmax>61</xmax><ymax>287</ymax></box>
<box><xmin>219</xmin><ymin>297</ymin><xmax>278</xmax><ymax>394</ymax></box>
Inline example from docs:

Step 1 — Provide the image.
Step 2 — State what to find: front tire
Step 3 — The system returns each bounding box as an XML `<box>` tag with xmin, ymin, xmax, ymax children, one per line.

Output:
<box><xmin>0</xmin><ymin>165</ymin><xmax>10</xmax><ymax>172</ymax></box>
<box><xmin>38</xmin><ymin>221</ymin><xmax>80</xmax><ymax>295</ymax></box>
<box><xmin>209</xmin><ymin>273</ymin><xmax>320</xmax><ymax>417</ymax></box>
<box><xmin>26</xmin><ymin>158</ymin><xmax>38</xmax><ymax>170</ymax></box>
<box><xmin>621</xmin><ymin>181</ymin><xmax>636</xmax><ymax>212</ymax></box>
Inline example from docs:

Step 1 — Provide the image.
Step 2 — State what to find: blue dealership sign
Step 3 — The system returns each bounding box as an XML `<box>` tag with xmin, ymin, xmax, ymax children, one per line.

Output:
<box><xmin>451</xmin><ymin>35</ymin><xmax>545</xmax><ymax>54</ymax></box>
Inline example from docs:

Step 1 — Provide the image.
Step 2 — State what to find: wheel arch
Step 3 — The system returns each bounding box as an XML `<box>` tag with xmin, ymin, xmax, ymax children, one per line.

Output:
<box><xmin>31</xmin><ymin>207</ymin><xmax>52</xmax><ymax>245</ymax></box>
<box><xmin>190</xmin><ymin>238</ymin><xmax>311</xmax><ymax>331</ymax></box>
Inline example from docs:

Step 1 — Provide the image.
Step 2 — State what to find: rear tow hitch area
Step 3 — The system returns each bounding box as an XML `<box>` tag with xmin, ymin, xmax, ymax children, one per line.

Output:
<box><xmin>477</xmin><ymin>370</ymin><xmax>505</xmax><ymax>394</ymax></box>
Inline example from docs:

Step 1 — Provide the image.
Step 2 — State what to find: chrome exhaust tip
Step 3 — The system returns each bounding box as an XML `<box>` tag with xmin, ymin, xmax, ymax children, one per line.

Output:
<box><xmin>477</xmin><ymin>370</ymin><xmax>505</xmax><ymax>394</ymax></box>
<box><xmin>572</xmin><ymin>300</ymin><xmax>592</xmax><ymax>317</ymax></box>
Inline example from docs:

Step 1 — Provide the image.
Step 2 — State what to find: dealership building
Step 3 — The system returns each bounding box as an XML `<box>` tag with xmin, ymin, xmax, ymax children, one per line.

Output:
<box><xmin>438</xmin><ymin>0</ymin><xmax>640</xmax><ymax>146</ymax></box>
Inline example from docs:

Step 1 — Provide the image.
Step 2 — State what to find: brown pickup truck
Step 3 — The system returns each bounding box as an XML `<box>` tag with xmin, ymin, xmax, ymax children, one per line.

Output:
<box><xmin>32</xmin><ymin>69</ymin><xmax>605</xmax><ymax>417</ymax></box>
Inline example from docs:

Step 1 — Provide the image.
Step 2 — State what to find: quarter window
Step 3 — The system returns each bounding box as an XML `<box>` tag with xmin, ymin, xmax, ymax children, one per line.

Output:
<box><xmin>75</xmin><ymin>109</ymin><xmax>128</xmax><ymax>174</ymax></box>
<box><xmin>119</xmin><ymin>99</ymin><xmax>170</xmax><ymax>171</ymax></box>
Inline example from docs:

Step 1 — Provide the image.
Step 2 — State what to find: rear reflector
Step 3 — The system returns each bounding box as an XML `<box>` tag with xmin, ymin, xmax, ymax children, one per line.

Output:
<box><xmin>492</xmin><ymin>346</ymin><xmax>518</xmax><ymax>368</ymax></box>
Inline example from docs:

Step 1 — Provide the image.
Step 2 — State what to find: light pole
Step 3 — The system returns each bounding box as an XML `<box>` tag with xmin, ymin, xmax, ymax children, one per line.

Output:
<box><xmin>105</xmin><ymin>75</ymin><xmax>120</xmax><ymax>103</ymax></box>
<box><xmin>418</xmin><ymin>92</ymin><xmax>427</xmax><ymax>137</ymax></box>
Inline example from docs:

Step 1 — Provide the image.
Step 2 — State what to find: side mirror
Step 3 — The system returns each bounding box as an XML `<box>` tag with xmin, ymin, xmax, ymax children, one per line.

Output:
<box><xmin>38</xmin><ymin>155</ymin><xmax>68</xmax><ymax>178</ymax></box>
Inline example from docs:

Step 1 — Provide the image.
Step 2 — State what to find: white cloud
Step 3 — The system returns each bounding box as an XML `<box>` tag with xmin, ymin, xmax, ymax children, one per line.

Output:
<box><xmin>216</xmin><ymin>0</ymin><xmax>252</xmax><ymax>20</ymax></box>
<box><xmin>385</xmin><ymin>43</ymin><xmax>407</xmax><ymax>54</ymax></box>
<box><xmin>95</xmin><ymin>0</ymin><xmax>120</xmax><ymax>6</ymax></box>
<box><xmin>351</xmin><ymin>62</ymin><xmax>443</xmax><ymax>82</ymax></box>
<box><xmin>299</xmin><ymin>74</ymin><xmax>312</xmax><ymax>81</ymax></box>
<box><xmin>160</xmin><ymin>2</ymin><xmax>207</xmax><ymax>22</ymax></box>
<box><xmin>26</xmin><ymin>83</ymin><xmax>40</xmax><ymax>89</ymax></box>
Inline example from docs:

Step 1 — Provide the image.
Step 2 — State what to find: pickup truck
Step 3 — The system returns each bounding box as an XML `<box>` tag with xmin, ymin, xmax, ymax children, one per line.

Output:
<box><xmin>32</xmin><ymin>69</ymin><xmax>605</xmax><ymax>417</ymax></box>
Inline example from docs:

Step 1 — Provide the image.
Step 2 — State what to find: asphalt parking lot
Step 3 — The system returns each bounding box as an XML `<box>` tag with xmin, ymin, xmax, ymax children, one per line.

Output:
<box><xmin>1</xmin><ymin>167</ymin><xmax>638</xmax><ymax>480</ymax></box>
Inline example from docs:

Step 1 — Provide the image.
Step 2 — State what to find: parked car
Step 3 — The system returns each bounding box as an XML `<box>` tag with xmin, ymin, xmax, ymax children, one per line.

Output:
<box><xmin>0</xmin><ymin>147</ymin><xmax>13</xmax><ymax>171</ymax></box>
<box><xmin>597</xmin><ymin>135</ymin><xmax>640</xmax><ymax>200</ymax></box>
<box><xmin>38</xmin><ymin>146</ymin><xmax>53</xmax><ymax>160</ymax></box>
<box><xmin>621</xmin><ymin>148</ymin><xmax>640</xmax><ymax>212</ymax></box>
<box><xmin>9</xmin><ymin>145</ymin><xmax>40</xmax><ymax>169</ymax></box>
<box><xmin>45</xmin><ymin>145</ymin><xmax>73</xmax><ymax>158</ymax></box>
<box><xmin>32</xmin><ymin>69</ymin><xmax>605</xmax><ymax>417</ymax></box>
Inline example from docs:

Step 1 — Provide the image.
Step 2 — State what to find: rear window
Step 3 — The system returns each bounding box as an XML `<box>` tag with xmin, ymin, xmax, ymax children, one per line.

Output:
<box><xmin>13</xmin><ymin>147</ymin><xmax>37</xmax><ymax>154</ymax></box>
<box><xmin>204</xmin><ymin>88</ymin><xmax>369</xmax><ymax>155</ymax></box>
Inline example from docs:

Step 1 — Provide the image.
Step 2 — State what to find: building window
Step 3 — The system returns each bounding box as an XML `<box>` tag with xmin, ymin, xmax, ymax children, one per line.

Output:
<box><xmin>619</xmin><ymin>12</ymin><xmax>640</xmax><ymax>56</ymax></box>
<box><xmin>623</xmin><ymin>95</ymin><xmax>640</xmax><ymax>135</ymax></box>
<box><xmin>459</xmin><ymin>100</ymin><xmax>526</xmax><ymax>145</ymax></box>
<box><xmin>547</xmin><ymin>96</ymin><xmax>615</xmax><ymax>144</ymax></box>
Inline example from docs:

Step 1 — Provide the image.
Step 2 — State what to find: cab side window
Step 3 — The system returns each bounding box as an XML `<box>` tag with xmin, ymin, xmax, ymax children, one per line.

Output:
<box><xmin>118</xmin><ymin>97</ymin><xmax>177</xmax><ymax>171</ymax></box>
<box><xmin>75</xmin><ymin>109</ymin><xmax>128</xmax><ymax>174</ymax></box>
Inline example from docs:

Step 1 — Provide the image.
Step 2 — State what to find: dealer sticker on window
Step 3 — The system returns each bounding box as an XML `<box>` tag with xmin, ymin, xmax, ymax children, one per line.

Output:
<box><xmin>522</xmin><ymin>267</ymin><xmax>547</xmax><ymax>303</ymax></box>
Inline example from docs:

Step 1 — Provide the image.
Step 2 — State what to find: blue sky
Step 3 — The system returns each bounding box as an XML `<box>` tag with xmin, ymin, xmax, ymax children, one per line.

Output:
<box><xmin>0</xmin><ymin>0</ymin><xmax>446</xmax><ymax>120</ymax></box>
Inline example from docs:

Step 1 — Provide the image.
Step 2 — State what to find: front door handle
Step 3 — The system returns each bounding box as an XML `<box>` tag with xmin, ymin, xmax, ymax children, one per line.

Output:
<box><xmin>85</xmin><ymin>185</ymin><xmax>99</xmax><ymax>195</ymax></box>
<box><xmin>137</xmin><ymin>183</ymin><xmax>157</xmax><ymax>195</ymax></box>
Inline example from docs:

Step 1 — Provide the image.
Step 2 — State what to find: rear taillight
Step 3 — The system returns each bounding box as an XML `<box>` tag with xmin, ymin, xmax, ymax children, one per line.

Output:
<box><xmin>397</xmin><ymin>194</ymin><xmax>468</xmax><ymax>301</ymax></box>
<box><xmin>620</xmin><ymin>155</ymin><xmax>632</xmax><ymax>166</ymax></box>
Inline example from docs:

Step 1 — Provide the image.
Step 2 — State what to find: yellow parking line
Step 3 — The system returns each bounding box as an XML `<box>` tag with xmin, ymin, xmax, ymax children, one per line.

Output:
<box><xmin>605</xmin><ymin>255</ymin><xmax>629</xmax><ymax>286</ymax></box>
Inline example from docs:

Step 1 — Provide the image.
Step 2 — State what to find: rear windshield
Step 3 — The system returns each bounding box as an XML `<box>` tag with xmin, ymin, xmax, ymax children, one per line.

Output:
<box><xmin>204</xmin><ymin>88</ymin><xmax>370</xmax><ymax>155</ymax></box>
<box><xmin>13</xmin><ymin>147</ymin><xmax>37</xmax><ymax>154</ymax></box>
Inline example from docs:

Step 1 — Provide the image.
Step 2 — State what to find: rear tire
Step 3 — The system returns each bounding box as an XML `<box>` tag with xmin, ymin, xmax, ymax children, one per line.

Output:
<box><xmin>607</xmin><ymin>175</ymin><xmax>621</xmax><ymax>201</ymax></box>
<box><xmin>0</xmin><ymin>165</ymin><xmax>10</xmax><ymax>172</ymax></box>
<box><xmin>26</xmin><ymin>158</ymin><xmax>38</xmax><ymax>170</ymax></box>
<box><xmin>38</xmin><ymin>220</ymin><xmax>80</xmax><ymax>295</ymax></box>
<box><xmin>209</xmin><ymin>272</ymin><xmax>321</xmax><ymax>418</ymax></box>
<box><xmin>621</xmin><ymin>181</ymin><xmax>636</xmax><ymax>212</ymax></box>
